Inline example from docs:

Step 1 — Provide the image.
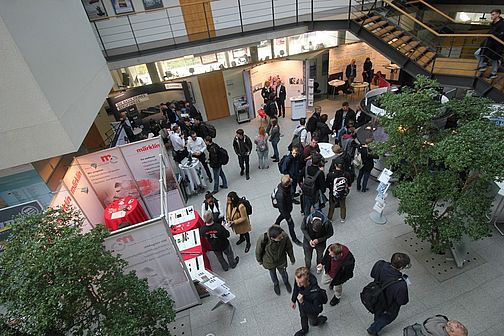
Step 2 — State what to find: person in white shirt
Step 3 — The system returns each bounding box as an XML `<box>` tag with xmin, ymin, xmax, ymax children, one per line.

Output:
<box><xmin>187</xmin><ymin>130</ymin><xmax>212</xmax><ymax>182</ymax></box>
<box><xmin>169</xmin><ymin>125</ymin><xmax>187</xmax><ymax>163</ymax></box>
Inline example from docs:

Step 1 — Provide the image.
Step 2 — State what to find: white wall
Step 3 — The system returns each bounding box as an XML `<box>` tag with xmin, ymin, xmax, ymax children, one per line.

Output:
<box><xmin>0</xmin><ymin>1</ymin><xmax>113</xmax><ymax>170</ymax></box>
<box><xmin>223</xmin><ymin>68</ymin><xmax>247</xmax><ymax>118</ymax></box>
<box><xmin>184</xmin><ymin>76</ymin><xmax>208</xmax><ymax>121</ymax></box>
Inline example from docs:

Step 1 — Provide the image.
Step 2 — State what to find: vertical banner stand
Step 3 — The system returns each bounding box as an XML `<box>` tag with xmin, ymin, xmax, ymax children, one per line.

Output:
<box><xmin>369</xmin><ymin>168</ymin><xmax>393</xmax><ymax>225</ymax></box>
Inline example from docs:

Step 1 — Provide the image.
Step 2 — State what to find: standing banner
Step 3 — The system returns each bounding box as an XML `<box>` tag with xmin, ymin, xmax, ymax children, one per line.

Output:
<box><xmin>159</xmin><ymin>137</ymin><xmax>184</xmax><ymax>213</ymax></box>
<box><xmin>103</xmin><ymin>217</ymin><xmax>200</xmax><ymax>311</ymax></box>
<box><xmin>49</xmin><ymin>185</ymin><xmax>93</xmax><ymax>233</ymax></box>
<box><xmin>62</xmin><ymin>160</ymin><xmax>104</xmax><ymax>225</ymax></box>
<box><xmin>119</xmin><ymin>138</ymin><xmax>163</xmax><ymax>217</ymax></box>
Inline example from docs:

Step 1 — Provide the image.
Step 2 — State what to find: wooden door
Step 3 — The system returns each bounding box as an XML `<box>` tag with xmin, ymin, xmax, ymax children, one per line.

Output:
<box><xmin>198</xmin><ymin>71</ymin><xmax>229</xmax><ymax>120</ymax></box>
<box><xmin>179</xmin><ymin>0</ymin><xmax>215</xmax><ymax>41</ymax></box>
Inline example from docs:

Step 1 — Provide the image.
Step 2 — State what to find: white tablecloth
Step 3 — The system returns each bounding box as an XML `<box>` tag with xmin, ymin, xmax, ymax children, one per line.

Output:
<box><xmin>179</xmin><ymin>158</ymin><xmax>207</xmax><ymax>195</ymax></box>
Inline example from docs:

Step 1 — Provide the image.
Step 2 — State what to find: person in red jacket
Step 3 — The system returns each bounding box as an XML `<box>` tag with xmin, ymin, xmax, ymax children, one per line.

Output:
<box><xmin>320</xmin><ymin>243</ymin><xmax>355</xmax><ymax>306</ymax></box>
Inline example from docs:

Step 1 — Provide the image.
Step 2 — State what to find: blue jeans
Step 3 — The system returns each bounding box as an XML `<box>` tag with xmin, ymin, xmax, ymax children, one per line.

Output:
<box><xmin>212</xmin><ymin>166</ymin><xmax>227</xmax><ymax>193</ymax></box>
<box><xmin>357</xmin><ymin>169</ymin><xmax>371</xmax><ymax>190</ymax></box>
<box><xmin>257</xmin><ymin>149</ymin><xmax>269</xmax><ymax>168</ymax></box>
<box><xmin>271</xmin><ymin>139</ymin><xmax>280</xmax><ymax>160</ymax></box>
<box><xmin>302</xmin><ymin>195</ymin><xmax>315</xmax><ymax>216</ymax></box>
<box><xmin>368</xmin><ymin>310</ymin><xmax>399</xmax><ymax>334</ymax></box>
<box><xmin>268</xmin><ymin>266</ymin><xmax>289</xmax><ymax>286</ymax></box>
<box><xmin>475</xmin><ymin>48</ymin><xmax>500</xmax><ymax>75</ymax></box>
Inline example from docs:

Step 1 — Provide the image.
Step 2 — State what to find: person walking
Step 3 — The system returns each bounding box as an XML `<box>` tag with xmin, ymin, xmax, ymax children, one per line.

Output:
<box><xmin>201</xmin><ymin>192</ymin><xmax>223</xmax><ymax>222</ymax></box>
<box><xmin>320</xmin><ymin>243</ymin><xmax>355</xmax><ymax>306</ymax></box>
<box><xmin>356</xmin><ymin>139</ymin><xmax>378</xmax><ymax>192</ymax></box>
<box><xmin>225</xmin><ymin>191</ymin><xmax>252</xmax><ymax>253</ymax></box>
<box><xmin>291</xmin><ymin>266</ymin><xmax>327</xmax><ymax>336</ymax></box>
<box><xmin>187</xmin><ymin>130</ymin><xmax>212</xmax><ymax>183</ymax></box>
<box><xmin>301</xmin><ymin>209</ymin><xmax>334</xmax><ymax>271</ymax></box>
<box><xmin>233</xmin><ymin>129</ymin><xmax>252</xmax><ymax>180</ymax></box>
<box><xmin>200</xmin><ymin>210</ymin><xmax>239</xmax><ymax>271</ymax></box>
<box><xmin>256</xmin><ymin>225</ymin><xmax>295</xmax><ymax>295</ymax></box>
<box><xmin>366</xmin><ymin>252</ymin><xmax>411</xmax><ymax>336</ymax></box>
<box><xmin>326</xmin><ymin>162</ymin><xmax>352</xmax><ymax>222</ymax></box>
<box><xmin>273</xmin><ymin>175</ymin><xmax>303</xmax><ymax>245</ymax></box>
<box><xmin>301</xmin><ymin>152</ymin><xmax>326</xmax><ymax>216</ymax></box>
<box><xmin>268</xmin><ymin>117</ymin><xmax>281</xmax><ymax>162</ymax></box>
<box><xmin>205</xmin><ymin>136</ymin><xmax>228</xmax><ymax>194</ymax></box>
<box><xmin>276</xmin><ymin>80</ymin><xmax>287</xmax><ymax>118</ymax></box>
<box><xmin>254</xmin><ymin>126</ymin><xmax>269</xmax><ymax>169</ymax></box>
<box><xmin>475</xmin><ymin>9</ymin><xmax>504</xmax><ymax>79</ymax></box>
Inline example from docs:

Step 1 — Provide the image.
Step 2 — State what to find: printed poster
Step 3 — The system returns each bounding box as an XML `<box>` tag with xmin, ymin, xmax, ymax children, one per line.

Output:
<box><xmin>49</xmin><ymin>186</ymin><xmax>93</xmax><ymax>233</ymax></box>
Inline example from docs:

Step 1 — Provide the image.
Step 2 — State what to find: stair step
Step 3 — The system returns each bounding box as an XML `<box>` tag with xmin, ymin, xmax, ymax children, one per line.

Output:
<box><xmin>433</xmin><ymin>57</ymin><xmax>479</xmax><ymax>76</ymax></box>
<box><xmin>361</xmin><ymin>15</ymin><xmax>381</xmax><ymax>24</ymax></box>
<box><xmin>417</xmin><ymin>52</ymin><xmax>436</xmax><ymax>67</ymax></box>
<box><xmin>374</xmin><ymin>25</ymin><xmax>397</xmax><ymax>37</ymax></box>
<box><xmin>366</xmin><ymin>20</ymin><xmax>388</xmax><ymax>31</ymax></box>
<box><xmin>383</xmin><ymin>30</ymin><xmax>403</xmax><ymax>43</ymax></box>
<box><xmin>391</xmin><ymin>35</ymin><xmax>413</xmax><ymax>48</ymax></box>
<box><xmin>399</xmin><ymin>40</ymin><xmax>420</xmax><ymax>54</ymax></box>
<box><xmin>409</xmin><ymin>46</ymin><xmax>428</xmax><ymax>60</ymax></box>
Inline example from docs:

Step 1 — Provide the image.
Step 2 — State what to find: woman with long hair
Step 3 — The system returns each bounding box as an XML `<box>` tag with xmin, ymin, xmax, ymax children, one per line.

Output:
<box><xmin>254</xmin><ymin>126</ymin><xmax>269</xmax><ymax>169</ymax></box>
<box><xmin>225</xmin><ymin>191</ymin><xmax>252</xmax><ymax>253</ymax></box>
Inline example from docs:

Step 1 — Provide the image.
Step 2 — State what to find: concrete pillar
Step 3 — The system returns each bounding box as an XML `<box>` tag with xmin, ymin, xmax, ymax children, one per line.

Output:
<box><xmin>249</xmin><ymin>45</ymin><xmax>259</xmax><ymax>63</ymax></box>
<box><xmin>146</xmin><ymin>62</ymin><xmax>161</xmax><ymax>83</ymax></box>
<box><xmin>337</xmin><ymin>30</ymin><xmax>346</xmax><ymax>45</ymax></box>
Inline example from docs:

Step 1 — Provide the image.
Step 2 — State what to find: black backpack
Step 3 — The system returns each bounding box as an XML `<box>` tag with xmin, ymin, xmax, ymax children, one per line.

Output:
<box><xmin>403</xmin><ymin>323</ymin><xmax>425</xmax><ymax>336</ymax></box>
<box><xmin>271</xmin><ymin>187</ymin><xmax>279</xmax><ymax>208</ymax></box>
<box><xmin>289</xmin><ymin>127</ymin><xmax>305</xmax><ymax>151</ymax></box>
<box><xmin>203</xmin><ymin>122</ymin><xmax>217</xmax><ymax>138</ymax></box>
<box><xmin>360</xmin><ymin>277</ymin><xmax>402</xmax><ymax>314</ymax></box>
<box><xmin>301</xmin><ymin>167</ymin><xmax>321</xmax><ymax>198</ymax></box>
<box><xmin>333</xmin><ymin>176</ymin><xmax>349</xmax><ymax>199</ymax></box>
<box><xmin>240</xmin><ymin>196</ymin><xmax>253</xmax><ymax>215</ymax></box>
<box><xmin>278</xmin><ymin>154</ymin><xmax>289</xmax><ymax>174</ymax></box>
<box><xmin>218</xmin><ymin>146</ymin><xmax>229</xmax><ymax>165</ymax></box>
<box><xmin>306</xmin><ymin>116</ymin><xmax>317</xmax><ymax>133</ymax></box>
<box><xmin>318</xmin><ymin>287</ymin><xmax>328</xmax><ymax>305</ymax></box>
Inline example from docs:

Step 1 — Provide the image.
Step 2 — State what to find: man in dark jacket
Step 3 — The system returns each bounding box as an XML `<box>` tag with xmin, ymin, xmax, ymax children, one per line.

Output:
<box><xmin>475</xmin><ymin>9</ymin><xmax>504</xmax><ymax>79</ymax></box>
<box><xmin>367</xmin><ymin>252</ymin><xmax>411</xmax><ymax>336</ymax></box>
<box><xmin>200</xmin><ymin>210</ymin><xmax>239</xmax><ymax>271</ymax></box>
<box><xmin>256</xmin><ymin>225</ymin><xmax>295</xmax><ymax>295</ymax></box>
<box><xmin>357</xmin><ymin>139</ymin><xmax>379</xmax><ymax>192</ymax></box>
<box><xmin>332</xmin><ymin>102</ymin><xmax>356</xmax><ymax>143</ymax></box>
<box><xmin>205</xmin><ymin>136</ymin><xmax>228</xmax><ymax>194</ymax></box>
<box><xmin>315</xmin><ymin>114</ymin><xmax>332</xmax><ymax>143</ymax></box>
<box><xmin>301</xmin><ymin>209</ymin><xmax>334</xmax><ymax>271</ymax></box>
<box><xmin>345</xmin><ymin>59</ymin><xmax>357</xmax><ymax>84</ymax></box>
<box><xmin>301</xmin><ymin>152</ymin><xmax>326</xmax><ymax>216</ymax></box>
<box><xmin>291</xmin><ymin>266</ymin><xmax>327</xmax><ymax>336</ymax></box>
<box><xmin>280</xmin><ymin>146</ymin><xmax>302</xmax><ymax>197</ymax></box>
<box><xmin>274</xmin><ymin>175</ymin><xmax>302</xmax><ymax>245</ymax></box>
<box><xmin>276</xmin><ymin>80</ymin><xmax>287</xmax><ymax>118</ymax></box>
<box><xmin>232</xmin><ymin>129</ymin><xmax>252</xmax><ymax>180</ymax></box>
<box><xmin>321</xmin><ymin>243</ymin><xmax>355</xmax><ymax>306</ymax></box>
<box><xmin>306</xmin><ymin>106</ymin><xmax>321</xmax><ymax>136</ymax></box>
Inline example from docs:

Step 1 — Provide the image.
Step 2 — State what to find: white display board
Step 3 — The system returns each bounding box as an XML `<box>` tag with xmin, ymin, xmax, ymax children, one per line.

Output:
<box><xmin>249</xmin><ymin>60</ymin><xmax>305</xmax><ymax>113</ymax></box>
<box><xmin>49</xmin><ymin>185</ymin><xmax>94</xmax><ymax>233</ymax></box>
<box><xmin>103</xmin><ymin>217</ymin><xmax>200</xmax><ymax>311</ymax></box>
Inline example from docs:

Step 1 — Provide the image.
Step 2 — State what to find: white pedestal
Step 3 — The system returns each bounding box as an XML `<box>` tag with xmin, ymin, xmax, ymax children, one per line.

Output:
<box><xmin>290</xmin><ymin>96</ymin><xmax>306</xmax><ymax>121</ymax></box>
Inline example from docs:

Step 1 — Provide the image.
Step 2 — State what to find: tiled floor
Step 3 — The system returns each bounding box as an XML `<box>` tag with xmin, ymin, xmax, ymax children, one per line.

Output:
<box><xmin>179</xmin><ymin>98</ymin><xmax>504</xmax><ymax>336</ymax></box>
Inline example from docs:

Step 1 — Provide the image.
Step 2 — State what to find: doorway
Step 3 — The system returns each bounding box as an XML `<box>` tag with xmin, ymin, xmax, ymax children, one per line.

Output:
<box><xmin>198</xmin><ymin>71</ymin><xmax>230</xmax><ymax>120</ymax></box>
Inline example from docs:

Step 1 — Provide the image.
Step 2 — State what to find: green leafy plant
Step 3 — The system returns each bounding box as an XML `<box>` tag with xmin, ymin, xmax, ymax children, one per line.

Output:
<box><xmin>376</xmin><ymin>76</ymin><xmax>504</xmax><ymax>253</ymax></box>
<box><xmin>0</xmin><ymin>208</ymin><xmax>176</xmax><ymax>336</ymax></box>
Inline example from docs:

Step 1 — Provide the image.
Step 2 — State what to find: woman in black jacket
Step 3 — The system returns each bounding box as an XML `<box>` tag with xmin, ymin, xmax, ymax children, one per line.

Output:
<box><xmin>357</xmin><ymin>139</ymin><xmax>378</xmax><ymax>192</ymax></box>
<box><xmin>321</xmin><ymin>243</ymin><xmax>355</xmax><ymax>306</ymax></box>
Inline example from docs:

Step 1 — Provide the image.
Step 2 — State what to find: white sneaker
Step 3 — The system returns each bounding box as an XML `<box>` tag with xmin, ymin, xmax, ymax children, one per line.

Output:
<box><xmin>316</xmin><ymin>264</ymin><xmax>323</xmax><ymax>274</ymax></box>
<box><xmin>340</xmin><ymin>219</ymin><xmax>346</xmax><ymax>223</ymax></box>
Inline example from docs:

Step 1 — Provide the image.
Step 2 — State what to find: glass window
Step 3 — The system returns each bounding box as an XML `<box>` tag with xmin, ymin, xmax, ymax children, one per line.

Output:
<box><xmin>273</xmin><ymin>37</ymin><xmax>287</xmax><ymax>58</ymax></box>
<box><xmin>257</xmin><ymin>40</ymin><xmax>272</xmax><ymax>61</ymax></box>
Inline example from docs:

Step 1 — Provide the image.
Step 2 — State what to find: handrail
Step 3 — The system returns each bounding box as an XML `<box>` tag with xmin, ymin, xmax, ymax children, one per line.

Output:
<box><xmin>417</xmin><ymin>0</ymin><xmax>458</xmax><ymax>24</ymax></box>
<box><xmin>382</xmin><ymin>0</ymin><xmax>504</xmax><ymax>47</ymax></box>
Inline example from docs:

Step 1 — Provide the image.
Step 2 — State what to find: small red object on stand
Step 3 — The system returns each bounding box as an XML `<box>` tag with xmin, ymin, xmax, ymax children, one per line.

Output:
<box><xmin>104</xmin><ymin>196</ymin><xmax>149</xmax><ymax>231</ymax></box>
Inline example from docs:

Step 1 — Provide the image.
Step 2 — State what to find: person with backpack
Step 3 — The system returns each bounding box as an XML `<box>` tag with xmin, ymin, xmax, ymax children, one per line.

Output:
<box><xmin>279</xmin><ymin>146</ymin><xmax>302</xmax><ymax>198</ymax></box>
<box><xmin>256</xmin><ymin>225</ymin><xmax>295</xmax><ymax>295</ymax></box>
<box><xmin>291</xmin><ymin>266</ymin><xmax>328</xmax><ymax>336</ymax></box>
<box><xmin>267</xmin><ymin>117</ymin><xmax>281</xmax><ymax>162</ymax></box>
<box><xmin>201</xmin><ymin>192</ymin><xmax>223</xmax><ymax>222</ymax></box>
<box><xmin>205</xmin><ymin>136</ymin><xmax>228</xmax><ymax>195</ymax></box>
<box><xmin>301</xmin><ymin>152</ymin><xmax>326</xmax><ymax>216</ymax></box>
<box><xmin>225</xmin><ymin>191</ymin><xmax>252</xmax><ymax>253</ymax></box>
<box><xmin>200</xmin><ymin>210</ymin><xmax>239</xmax><ymax>272</ymax></box>
<box><xmin>254</xmin><ymin>126</ymin><xmax>269</xmax><ymax>169</ymax></box>
<box><xmin>326</xmin><ymin>162</ymin><xmax>351</xmax><ymax>223</ymax></box>
<box><xmin>291</xmin><ymin>118</ymin><xmax>309</xmax><ymax>151</ymax></box>
<box><xmin>301</xmin><ymin>209</ymin><xmax>333</xmax><ymax>272</ymax></box>
<box><xmin>357</xmin><ymin>138</ymin><xmax>379</xmax><ymax>192</ymax></box>
<box><xmin>232</xmin><ymin>129</ymin><xmax>252</xmax><ymax>180</ymax></box>
<box><xmin>273</xmin><ymin>175</ymin><xmax>303</xmax><ymax>246</ymax></box>
<box><xmin>320</xmin><ymin>243</ymin><xmax>355</xmax><ymax>306</ymax></box>
<box><xmin>404</xmin><ymin>315</ymin><xmax>468</xmax><ymax>336</ymax></box>
<box><xmin>366</xmin><ymin>252</ymin><xmax>411</xmax><ymax>336</ymax></box>
<box><xmin>306</xmin><ymin>107</ymin><xmax>321</xmax><ymax>137</ymax></box>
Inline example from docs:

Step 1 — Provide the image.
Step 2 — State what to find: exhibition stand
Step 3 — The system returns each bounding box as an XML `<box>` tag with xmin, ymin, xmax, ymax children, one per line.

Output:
<box><xmin>290</xmin><ymin>96</ymin><xmax>307</xmax><ymax>120</ymax></box>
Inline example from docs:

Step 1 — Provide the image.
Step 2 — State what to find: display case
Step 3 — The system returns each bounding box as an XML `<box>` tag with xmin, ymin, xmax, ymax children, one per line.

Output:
<box><xmin>233</xmin><ymin>96</ymin><xmax>250</xmax><ymax>123</ymax></box>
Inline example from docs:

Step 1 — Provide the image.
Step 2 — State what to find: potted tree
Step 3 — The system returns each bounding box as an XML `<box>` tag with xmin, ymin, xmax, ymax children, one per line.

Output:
<box><xmin>0</xmin><ymin>208</ymin><xmax>176</xmax><ymax>335</ymax></box>
<box><xmin>376</xmin><ymin>76</ymin><xmax>504</xmax><ymax>254</ymax></box>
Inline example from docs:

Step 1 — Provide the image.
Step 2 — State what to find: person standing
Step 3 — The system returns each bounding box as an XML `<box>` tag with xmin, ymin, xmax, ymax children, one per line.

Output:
<box><xmin>205</xmin><ymin>136</ymin><xmax>228</xmax><ymax>194</ymax></box>
<box><xmin>279</xmin><ymin>146</ymin><xmax>302</xmax><ymax>197</ymax></box>
<box><xmin>326</xmin><ymin>163</ymin><xmax>351</xmax><ymax>222</ymax></box>
<box><xmin>201</xmin><ymin>192</ymin><xmax>223</xmax><ymax>222</ymax></box>
<box><xmin>475</xmin><ymin>9</ymin><xmax>504</xmax><ymax>79</ymax></box>
<box><xmin>356</xmin><ymin>139</ymin><xmax>378</xmax><ymax>192</ymax></box>
<box><xmin>200</xmin><ymin>210</ymin><xmax>239</xmax><ymax>271</ymax></box>
<box><xmin>332</xmin><ymin>102</ymin><xmax>356</xmax><ymax>144</ymax></box>
<box><xmin>345</xmin><ymin>59</ymin><xmax>357</xmax><ymax>84</ymax></box>
<box><xmin>366</xmin><ymin>252</ymin><xmax>411</xmax><ymax>336</ymax></box>
<box><xmin>276</xmin><ymin>80</ymin><xmax>287</xmax><ymax>118</ymax></box>
<box><xmin>315</xmin><ymin>114</ymin><xmax>332</xmax><ymax>143</ymax></box>
<box><xmin>267</xmin><ymin>117</ymin><xmax>281</xmax><ymax>162</ymax></box>
<box><xmin>291</xmin><ymin>118</ymin><xmax>309</xmax><ymax>150</ymax></box>
<box><xmin>226</xmin><ymin>191</ymin><xmax>252</xmax><ymax>253</ymax></box>
<box><xmin>301</xmin><ymin>152</ymin><xmax>326</xmax><ymax>216</ymax></box>
<box><xmin>254</xmin><ymin>126</ymin><xmax>269</xmax><ymax>169</ymax></box>
<box><xmin>291</xmin><ymin>267</ymin><xmax>327</xmax><ymax>336</ymax></box>
<box><xmin>187</xmin><ymin>131</ymin><xmax>212</xmax><ymax>183</ymax></box>
<box><xmin>256</xmin><ymin>225</ymin><xmax>295</xmax><ymax>295</ymax></box>
<box><xmin>169</xmin><ymin>125</ymin><xmax>188</xmax><ymax>163</ymax></box>
<box><xmin>363</xmin><ymin>57</ymin><xmax>373</xmax><ymax>84</ymax></box>
<box><xmin>265</xmin><ymin>92</ymin><xmax>278</xmax><ymax>119</ymax></box>
<box><xmin>301</xmin><ymin>209</ymin><xmax>334</xmax><ymax>271</ymax></box>
<box><xmin>261</xmin><ymin>80</ymin><xmax>273</xmax><ymax>103</ymax></box>
<box><xmin>274</xmin><ymin>175</ymin><xmax>303</xmax><ymax>245</ymax></box>
<box><xmin>306</xmin><ymin>107</ymin><xmax>321</xmax><ymax>137</ymax></box>
<box><xmin>320</xmin><ymin>243</ymin><xmax>355</xmax><ymax>306</ymax></box>
<box><xmin>233</xmin><ymin>129</ymin><xmax>252</xmax><ymax>180</ymax></box>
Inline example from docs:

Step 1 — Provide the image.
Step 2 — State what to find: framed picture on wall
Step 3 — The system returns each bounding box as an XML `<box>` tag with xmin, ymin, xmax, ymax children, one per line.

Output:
<box><xmin>81</xmin><ymin>0</ymin><xmax>108</xmax><ymax>20</ymax></box>
<box><xmin>143</xmin><ymin>0</ymin><xmax>164</xmax><ymax>10</ymax></box>
<box><xmin>201</xmin><ymin>54</ymin><xmax>218</xmax><ymax>65</ymax></box>
<box><xmin>111</xmin><ymin>0</ymin><xmax>135</xmax><ymax>14</ymax></box>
